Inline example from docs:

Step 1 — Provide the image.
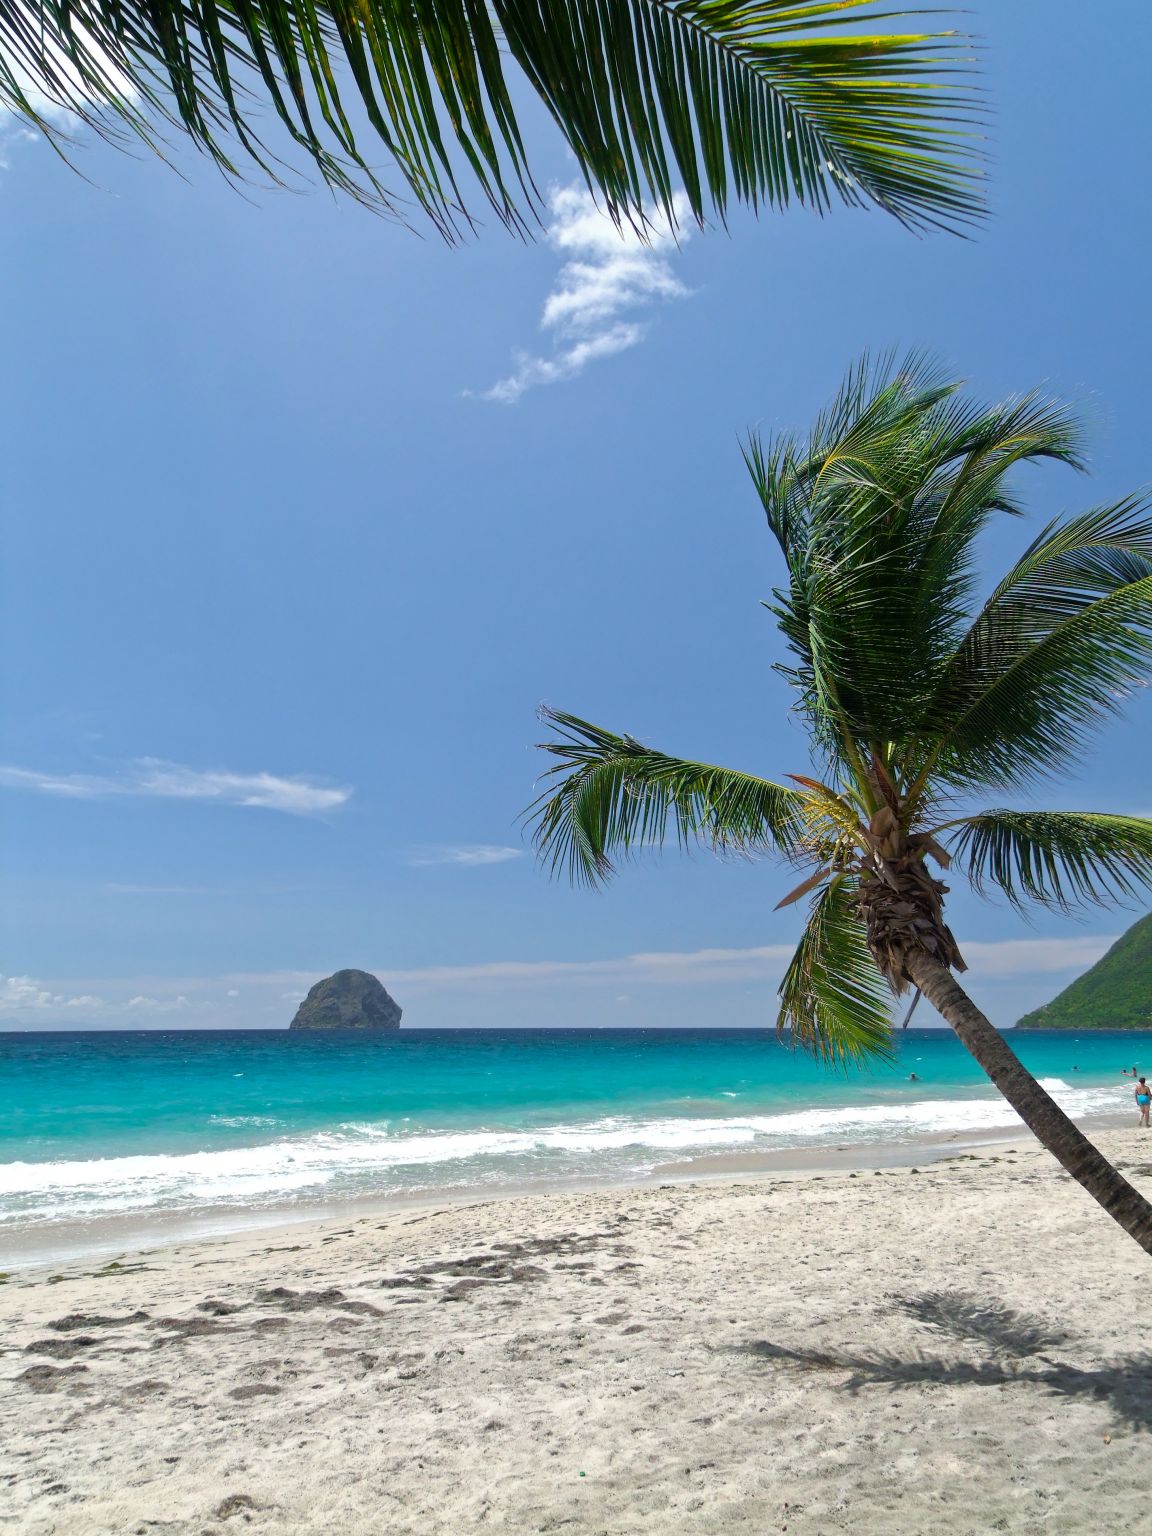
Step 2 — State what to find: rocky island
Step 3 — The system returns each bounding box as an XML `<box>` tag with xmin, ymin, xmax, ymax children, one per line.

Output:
<box><xmin>289</xmin><ymin>969</ymin><xmax>402</xmax><ymax>1031</ymax></box>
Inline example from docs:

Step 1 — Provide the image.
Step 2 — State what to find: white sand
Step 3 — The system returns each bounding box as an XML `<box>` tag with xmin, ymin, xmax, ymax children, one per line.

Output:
<box><xmin>3</xmin><ymin>1129</ymin><xmax>1152</xmax><ymax>1535</ymax></box>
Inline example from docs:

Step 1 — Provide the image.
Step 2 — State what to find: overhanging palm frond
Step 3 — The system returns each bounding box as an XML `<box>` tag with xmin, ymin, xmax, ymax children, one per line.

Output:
<box><xmin>528</xmin><ymin>708</ymin><xmax>805</xmax><ymax>887</ymax></box>
<box><xmin>2</xmin><ymin>0</ymin><xmax>984</xmax><ymax>234</ymax></box>
<box><xmin>777</xmin><ymin>876</ymin><xmax>894</xmax><ymax>1066</ymax></box>
<box><xmin>945</xmin><ymin>810</ymin><xmax>1152</xmax><ymax>915</ymax></box>
<box><xmin>918</xmin><ymin>498</ymin><xmax>1152</xmax><ymax>794</ymax></box>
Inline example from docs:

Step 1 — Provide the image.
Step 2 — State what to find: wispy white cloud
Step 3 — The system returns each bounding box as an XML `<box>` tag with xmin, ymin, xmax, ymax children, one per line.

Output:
<box><xmin>224</xmin><ymin>935</ymin><xmax>1117</xmax><ymax>993</ymax></box>
<box><xmin>474</xmin><ymin>184</ymin><xmax>692</xmax><ymax>404</ymax></box>
<box><xmin>381</xmin><ymin>944</ymin><xmax>797</xmax><ymax>988</ymax></box>
<box><xmin>407</xmin><ymin>844</ymin><xmax>523</xmax><ymax>868</ymax></box>
<box><xmin>960</xmin><ymin>935</ymin><xmax>1115</xmax><ymax>978</ymax></box>
<box><xmin>0</xmin><ymin>759</ymin><xmax>351</xmax><ymax>816</ymax></box>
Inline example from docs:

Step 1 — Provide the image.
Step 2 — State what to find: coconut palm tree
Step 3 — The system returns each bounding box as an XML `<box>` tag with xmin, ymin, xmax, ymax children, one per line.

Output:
<box><xmin>529</xmin><ymin>354</ymin><xmax>1152</xmax><ymax>1256</ymax></box>
<box><xmin>3</xmin><ymin>2</ymin><xmax>982</xmax><ymax>237</ymax></box>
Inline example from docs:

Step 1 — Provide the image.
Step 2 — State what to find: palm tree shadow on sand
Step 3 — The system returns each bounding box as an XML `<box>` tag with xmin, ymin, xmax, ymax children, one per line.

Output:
<box><xmin>739</xmin><ymin>1291</ymin><xmax>1152</xmax><ymax>1432</ymax></box>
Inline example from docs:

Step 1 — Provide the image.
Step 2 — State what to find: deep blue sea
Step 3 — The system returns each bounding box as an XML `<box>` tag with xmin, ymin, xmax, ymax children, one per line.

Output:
<box><xmin>1</xmin><ymin>1028</ymin><xmax>1147</xmax><ymax>1239</ymax></box>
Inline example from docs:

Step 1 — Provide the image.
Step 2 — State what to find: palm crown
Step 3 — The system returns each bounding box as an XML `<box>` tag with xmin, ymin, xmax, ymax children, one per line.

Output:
<box><xmin>5</xmin><ymin>2</ymin><xmax>981</xmax><ymax>236</ymax></box>
<box><xmin>530</xmin><ymin>356</ymin><xmax>1152</xmax><ymax>1068</ymax></box>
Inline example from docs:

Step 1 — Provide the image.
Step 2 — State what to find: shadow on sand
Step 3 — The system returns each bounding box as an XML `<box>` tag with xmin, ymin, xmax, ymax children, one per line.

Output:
<box><xmin>740</xmin><ymin>1289</ymin><xmax>1152</xmax><ymax>1431</ymax></box>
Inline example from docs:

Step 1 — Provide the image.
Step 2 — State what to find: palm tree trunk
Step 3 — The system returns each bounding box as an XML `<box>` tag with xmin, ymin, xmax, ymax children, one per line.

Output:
<box><xmin>905</xmin><ymin>950</ymin><xmax>1152</xmax><ymax>1258</ymax></box>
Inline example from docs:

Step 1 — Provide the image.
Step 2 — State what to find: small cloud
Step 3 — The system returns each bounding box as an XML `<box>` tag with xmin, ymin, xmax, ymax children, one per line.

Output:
<box><xmin>367</xmin><ymin>935</ymin><xmax>1112</xmax><ymax>991</ymax></box>
<box><xmin>226</xmin><ymin>988</ymin><xmax>240</xmax><ymax>998</ymax></box>
<box><xmin>0</xmin><ymin>759</ymin><xmax>351</xmax><ymax>816</ymax></box>
<box><xmin>472</xmin><ymin>183</ymin><xmax>692</xmax><ymax>404</ymax></box>
<box><xmin>0</xmin><ymin>975</ymin><xmax>60</xmax><ymax>1010</ymax></box>
<box><xmin>407</xmin><ymin>844</ymin><xmax>524</xmax><ymax>868</ymax></box>
<box><xmin>132</xmin><ymin>761</ymin><xmax>350</xmax><ymax>815</ymax></box>
<box><xmin>0</xmin><ymin>975</ymin><xmax>105</xmax><ymax>1012</ymax></box>
<box><xmin>127</xmin><ymin>993</ymin><xmax>189</xmax><ymax>1013</ymax></box>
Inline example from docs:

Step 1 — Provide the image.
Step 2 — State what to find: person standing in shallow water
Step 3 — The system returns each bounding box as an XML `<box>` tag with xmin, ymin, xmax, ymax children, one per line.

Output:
<box><xmin>1136</xmin><ymin>1078</ymin><xmax>1151</xmax><ymax>1129</ymax></box>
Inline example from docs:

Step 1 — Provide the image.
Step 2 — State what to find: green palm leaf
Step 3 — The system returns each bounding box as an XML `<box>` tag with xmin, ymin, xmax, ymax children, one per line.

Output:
<box><xmin>777</xmin><ymin>876</ymin><xmax>894</xmax><ymax>1066</ymax></box>
<box><xmin>945</xmin><ymin>810</ymin><xmax>1152</xmax><ymax>915</ymax></box>
<box><xmin>744</xmin><ymin>354</ymin><xmax>1083</xmax><ymax>771</ymax></box>
<box><xmin>918</xmin><ymin>499</ymin><xmax>1152</xmax><ymax>794</ymax></box>
<box><xmin>3</xmin><ymin>1</ymin><xmax>983</xmax><ymax>234</ymax></box>
<box><xmin>528</xmin><ymin>707</ymin><xmax>805</xmax><ymax>886</ymax></box>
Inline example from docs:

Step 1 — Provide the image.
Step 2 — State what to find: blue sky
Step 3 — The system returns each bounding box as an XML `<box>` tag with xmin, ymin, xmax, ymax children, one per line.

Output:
<box><xmin>1</xmin><ymin>2</ymin><xmax>1150</xmax><ymax>1030</ymax></box>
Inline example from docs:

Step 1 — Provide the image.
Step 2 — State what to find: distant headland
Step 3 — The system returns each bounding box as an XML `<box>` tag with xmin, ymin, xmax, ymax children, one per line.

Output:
<box><xmin>288</xmin><ymin>970</ymin><xmax>402</xmax><ymax>1031</ymax></box>
<box><xmin>1017</xmin><ymin>913</ymin><xmax>1152</xmax><ymax>1030</ymax></box>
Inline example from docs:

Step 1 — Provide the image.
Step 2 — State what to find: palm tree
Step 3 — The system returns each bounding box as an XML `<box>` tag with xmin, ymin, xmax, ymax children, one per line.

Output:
<box><xmin>529</xmin><ymin>354</ymin><xmax>1152</xmax><ymax>1256</ymax></box>
<box><xmin>3</xmin><ymin>2</ymin><xmax>982</xmax><ymax>237</ymax></box>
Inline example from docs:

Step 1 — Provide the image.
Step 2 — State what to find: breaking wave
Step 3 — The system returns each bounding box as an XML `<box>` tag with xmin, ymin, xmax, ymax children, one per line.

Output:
<box><xmin>0</xmin><ymin>1077</ymin><xmax>1124</xmax><ymax>1227</ymax></box>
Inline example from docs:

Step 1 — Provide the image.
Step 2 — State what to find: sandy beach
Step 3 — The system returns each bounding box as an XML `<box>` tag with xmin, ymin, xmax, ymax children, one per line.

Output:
<box><xmin>3</xmin><ymin>1128</ymin><xmax>1152</xmax><ymax>1535</ymax></box>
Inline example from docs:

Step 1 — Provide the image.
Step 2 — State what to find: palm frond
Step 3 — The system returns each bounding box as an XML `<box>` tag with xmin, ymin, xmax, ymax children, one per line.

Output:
<box><xmin>945</xmin><ymin>810</ymin><xmax>1152</xmax><ymax>915</ymax></box>
<box><xmin>744</xmin><ymin>354</ymin><xmax>1083</xmax><ymax>771</ymax></box>
<box><xmin>2</xmin><ymin>0</ymin><xmax>984</xmax><ymax>233</ymax></box>
<box><xmin>777</xmin><ymin>875</ymin><xmax>894</xmax><ymax>1066</ymax></box>
<box><xmin>919</xmin><ymin>498</ymin><xmax>1152</xmax><ymax>793</ymax></box>
<box><xmin>528</xmin><ymin>707</ymin><xmax>805</xmax><ymax>887</ymax></box>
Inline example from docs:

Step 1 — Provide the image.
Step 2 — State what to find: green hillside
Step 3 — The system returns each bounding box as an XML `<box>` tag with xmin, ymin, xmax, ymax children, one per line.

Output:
<box><xmin>1017</xmin><ymin>913</ymin><xmax>1152</xmax><ymax>1030</ymax></box>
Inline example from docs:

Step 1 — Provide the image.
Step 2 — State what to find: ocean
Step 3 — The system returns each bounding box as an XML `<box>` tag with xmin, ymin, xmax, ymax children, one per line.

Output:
<box><xmin>2</xmin><ymin>1026</ymin><xmax>1148</xmax><ymax>1258</ymax></box>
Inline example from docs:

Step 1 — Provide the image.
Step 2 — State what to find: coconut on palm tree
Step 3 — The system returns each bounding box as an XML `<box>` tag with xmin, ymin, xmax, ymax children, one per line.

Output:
<box><xmin>4</xmin><ymin>2</ymin><xmax>982</xmax><ymax>236</ymax></box>
<box><xmin>529</xmin><ymin>354</ymin><xmax>1152</xmax><ymax>1256</ymax></box>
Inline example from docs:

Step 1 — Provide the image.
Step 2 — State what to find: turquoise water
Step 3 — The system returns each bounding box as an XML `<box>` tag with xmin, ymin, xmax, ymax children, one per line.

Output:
<box><xmin>1</xmin><ymin>1028</ymin><xmax>1147</xmax><ymax>1235</ymax></box>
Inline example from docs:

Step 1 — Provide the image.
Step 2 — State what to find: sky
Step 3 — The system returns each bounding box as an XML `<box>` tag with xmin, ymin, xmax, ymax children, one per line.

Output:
<box><xmin>2</xmin><ymin>2</ymin><xmax>1151</xmax><ymax>1031</ymax></box>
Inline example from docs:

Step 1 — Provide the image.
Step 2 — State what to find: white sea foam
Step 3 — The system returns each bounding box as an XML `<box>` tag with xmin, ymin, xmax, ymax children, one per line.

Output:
<box><xmin>0</xmin><ymin>1080</ymin><xmax>1127</xmax><ymax>1226</ymax></box>
<box><xmin>209</xmin><ymin>1115</ymin><xmax>281</xmax><ymax>1128</ymax></box>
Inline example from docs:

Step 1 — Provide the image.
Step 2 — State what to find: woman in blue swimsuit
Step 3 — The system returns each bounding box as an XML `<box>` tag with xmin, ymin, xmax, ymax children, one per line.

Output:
<box><xmin>1135</xmin><ymin>1077</ymin><xmax>1151</xmax><ymax>1129</ymax></box>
